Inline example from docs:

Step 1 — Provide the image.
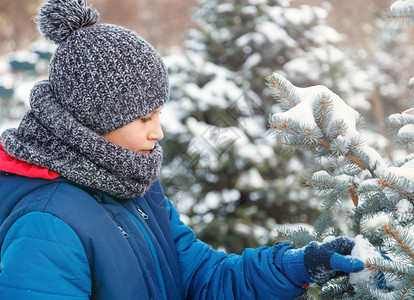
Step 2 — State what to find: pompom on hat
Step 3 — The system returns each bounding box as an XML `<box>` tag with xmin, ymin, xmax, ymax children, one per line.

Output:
<box><xmin>36</xmin><ymin>0</ymin><xmax>169</xmax><ymax>134</ymax></box>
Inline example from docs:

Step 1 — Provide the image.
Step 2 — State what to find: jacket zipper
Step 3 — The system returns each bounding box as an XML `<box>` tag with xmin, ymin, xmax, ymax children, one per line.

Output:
<box><xmin>117</xmin><ymin>226</ymin><xmax>129</xmax><ymax>238</ymax></box>
<box><xmin>137</xmin><ymin>208</ymin><xmax>148</xmax><ymax>220</ymax></box>
<box><xmin>122</xmin><ymin>206</ymin><xmax>167</xmax><ymax>300</ymax></box>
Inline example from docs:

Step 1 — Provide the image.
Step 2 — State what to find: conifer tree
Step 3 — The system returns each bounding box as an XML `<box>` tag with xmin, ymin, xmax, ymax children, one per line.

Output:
<box><xmin>268</xmin><ymin>1</ymin><xmax>414</xmax><ymax>298</ymax></box>
<box><xmin>162</xmin><ymin>0</ymin><xmax>371</xmax><ymax>253</ymax></box>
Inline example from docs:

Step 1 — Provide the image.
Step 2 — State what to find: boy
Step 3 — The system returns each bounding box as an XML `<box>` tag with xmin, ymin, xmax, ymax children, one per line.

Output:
<box><xmin>0</xmin><ymin>0</ymin><xmax>363</xmax><ymax>299</ymax></box>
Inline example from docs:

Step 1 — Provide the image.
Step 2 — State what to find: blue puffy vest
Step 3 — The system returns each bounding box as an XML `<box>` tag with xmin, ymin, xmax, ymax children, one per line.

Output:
<box><xmin>0</xmin><ymin>173</ymin><xmax>184</xmax><ymax>299</ymax></box>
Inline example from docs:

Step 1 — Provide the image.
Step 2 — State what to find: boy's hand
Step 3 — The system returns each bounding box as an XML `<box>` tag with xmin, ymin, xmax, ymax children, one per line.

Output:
<box><xmin>281</xmin><ymin>237</ymin><xmax>364</xmax><ymax>286</ymax></box>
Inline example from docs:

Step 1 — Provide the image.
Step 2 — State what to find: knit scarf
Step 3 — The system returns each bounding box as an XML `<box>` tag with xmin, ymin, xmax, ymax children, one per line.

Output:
<box><xmin>1</xmin><ymin>80</ymin><xmax>162</xmax><ymax>200</ymax></box>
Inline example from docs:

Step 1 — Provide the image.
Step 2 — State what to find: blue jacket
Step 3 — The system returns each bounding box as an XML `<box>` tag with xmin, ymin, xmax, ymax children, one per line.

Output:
<box><xmin>0</xmin><ymin>172</ymin><xmax>306</xmax><ymax>299</ymax></box>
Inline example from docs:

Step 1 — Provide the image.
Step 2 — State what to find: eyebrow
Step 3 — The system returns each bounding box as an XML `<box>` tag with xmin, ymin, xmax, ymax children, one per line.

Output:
<box><xmin>142</xmin><ymin>106</ymin><xmax>163</xmax><ymax>118</ymax></box>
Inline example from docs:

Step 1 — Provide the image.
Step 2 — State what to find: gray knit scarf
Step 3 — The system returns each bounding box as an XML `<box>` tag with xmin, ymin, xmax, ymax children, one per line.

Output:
<box><xmin>1</xmin><ymin>80</ymin><xmax>162</xmax><ymax>200</ymax></box>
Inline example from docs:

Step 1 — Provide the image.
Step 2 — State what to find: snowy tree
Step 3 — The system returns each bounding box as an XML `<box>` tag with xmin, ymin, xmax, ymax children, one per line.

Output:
<box><xmin>269</xmin><ymin>1</ymin><xmax>414</xmax><ymax>298</ymax></box>
<box><xmin>362</xmin><ymin>12</ymin><xmax>414</xmax><ymax>137</ymax></box>
<box><xmin>161</xmin><ymin>0</ymin><xmax>372</xmax><ymax>252</ymax></box>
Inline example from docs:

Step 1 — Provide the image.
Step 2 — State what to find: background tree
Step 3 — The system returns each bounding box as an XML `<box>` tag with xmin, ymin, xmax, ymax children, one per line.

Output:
<box><xmin>161</xmin><ymin>0</ymin><xmax>372</xmax><ymax>253</ymax></box>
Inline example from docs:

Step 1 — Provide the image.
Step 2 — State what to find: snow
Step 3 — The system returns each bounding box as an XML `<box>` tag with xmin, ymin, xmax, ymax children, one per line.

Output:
<box><xmin>409</xmin><ymin>77</ymin><xmax>414</xmax><ymax>88</ymax></box>
<box><xmin>388</xmin><ymin>166</ymin><xmax>414</xmax><ymax>181</ymax></box>
<box><xmin>307</xmin><ymin>25</ymin><xmax>344</xmax><ymax>44</ymax></box>
<box><xmin>272</xmin><ymin>222</ymin><xmax>314</xmax><ymax>234</ymax></box>
<box><xmin>216</xmin><ymin>3</ymin><xmax>233</xmax><ymax>13</ymax></box>
<box><xmin>237</xmin><ymin>142</ymin><xmax>273</xmax><ymax>164</ymax></box>
<box><xmin>0</xmin><ymin>75</ymin><xmax>14</xmax><ymax>89</ymax></box>
<box><xmin>288</xmin><ymin>157</ymin><xmax>306</xmax><ymax>173</ymax></box>
<box><xmin>398</xmin><ymin>124</ymin><xmax>414</xmax><ymax>136</ymax></box>
<box><xmin>8</xmin><ymin>51</ymin><xmax>38</xmax><ymax>64</ymax></box>
<box><xmin>222</xmin><ymin>189</ymin><xmax>240</xmax><ymax>203</ymax></box>
<box><xmin>285</xmin><ymin>7</ymin><xmax>314</xmax><ymax>26</ymax></box>
<box><xmin>284</xmin><ymin>58</ymin><xmax>320</xmax><ymax>82</ymax></box>
<box><xmin>313</xmin><ymin>45</ymin><xmax>345</xmax><ymax>64</ymax></box>
<box><xmin>241</xmin><ymin>6</ymin><xmax>257</xmax><ymax>15</ymax></box>
<box><xmin>312</xmin><ymin>170</ymin><xmax>330</xmax><ymax>177</ymax></box>
<box><xmin>364</xmin><ymin>213</ymin><xmax>390</xmax><ymax>233</ymax></box>
<box><xmin>349</xmin><ymin>235</ymin><xmax>384</xmax><ymax>285</ymax></box>
<box><xmin>205</xmin><ymin>191</ymin><xmax>221</xmax><ymax>210</ymax></box>
<box><xmin>276</xmin><ymin>83</ymin><xmax>361</xmax><ymax>140</ymax></box>
<box><xmin>0</xmin><ymin>119</ymin><xmax>21</xmax><ymax>133</ymax></box>
<box><xmin>360</xmin><ymin>145</ymin><xmax>388</xmax><ymax>173</ymax></box>
<box><xmin>236</xmin><ymin>32</ymin><xmax>266</xmax><ymax>48</ymax></box>
<box><xmin>402</xmin><ymin>156</ymin><xmax>414</xmax><ymax>168</ymax></box>
<box><xmin>0</xmin><ymin>59</ymin><xmax>10</xmax><ymax>75</ymax></box>
<box><xmin>390</xmin><ymin>0</ymin><xmax>414</xmax><ymax>11</ymax></box>
<box><xmin>14</xmin><ymin>79</ymin><xmax>38</xmax><ymax>107</ymax></box>
<box><xmin>255</xmin><ymin>22</ymin><xmax>295</xmax><ymax>46</ymax></box>
<box><xmin>236</xmin><ymin>168</ymin><xmax>267</xmax><ymax>189</ymax></box>
<box><xmin>160</xmin><ymin>100</ymin><xmax>188</xmax><ymax>134</ymax></box>
<box><xmin>242</xmin><ymin>53</ymin><xmax>262</xmax><ymax>69</ymax></box>
<box><xmin>235</xmin><ymin>223</ymin><xmax>252</xmax><ymax>235</ymax></box>
<box><xmin>30</xmin><ymin>41</ymin><xmax>57</xmax><ymax>53</ymax></box>
<box><xmin>396</xmin><ymin>198</ymin><xmax>413</xmax><ymax>213</ymax></box>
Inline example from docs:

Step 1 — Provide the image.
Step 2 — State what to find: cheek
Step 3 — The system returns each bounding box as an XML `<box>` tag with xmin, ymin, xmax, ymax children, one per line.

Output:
<box><xmin>123</xmin><ymin>132</ymin><xmax>147</xmax><ymax>151</ymax></box>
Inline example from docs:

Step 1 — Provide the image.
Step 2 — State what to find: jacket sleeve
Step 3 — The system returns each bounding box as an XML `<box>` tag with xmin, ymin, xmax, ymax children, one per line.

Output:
<box><xmin>0</xmin><ymin>211</ymin><xmax>91</xmax><ymax>299</ymax></box>
<box><xmin>165</xmin><ymin>198</ymin><xmax>306</xmax><ymax>300</ymax></box>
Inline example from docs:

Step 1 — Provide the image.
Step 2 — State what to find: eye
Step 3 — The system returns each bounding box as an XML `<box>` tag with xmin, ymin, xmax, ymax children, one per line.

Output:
<box><xmin>140</xmin><ymin>116</ymin><xmax>152</xmax><ymax>122</ymax></box>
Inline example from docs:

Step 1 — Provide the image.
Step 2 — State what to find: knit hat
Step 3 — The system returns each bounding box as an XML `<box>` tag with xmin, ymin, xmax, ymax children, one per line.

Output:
<box><xmin>0</xmin><ymin>0</ymin><xmax>168</xmax><ymax>199</ymax></box>
<box><xmin>38</xmin><ymin>0</ymin><xmax>169</xmax><ymax>134</ymax></box>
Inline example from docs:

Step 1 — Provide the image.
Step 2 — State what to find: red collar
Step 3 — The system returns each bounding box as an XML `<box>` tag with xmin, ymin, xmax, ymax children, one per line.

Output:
<box><xmin>0</xmin><ymin>142</ymin><xmax>60</xmax><ymax>179</ymax></box>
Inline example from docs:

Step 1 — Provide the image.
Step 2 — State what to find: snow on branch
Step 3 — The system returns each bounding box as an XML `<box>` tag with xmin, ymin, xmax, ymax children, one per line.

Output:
<box><xmin>387</xmin><ymin>0</ymin><xmax>414</xmax><ymax>27</ymax></box>
<box><xmin>267</xmin><ymin>73</ymin><xmax>387</xmax><ymax>175</ymax></box>
<box><xmin>385</xmin><ymin>108</ymin><xmax>414</xmax><ymax>149</ymax></box>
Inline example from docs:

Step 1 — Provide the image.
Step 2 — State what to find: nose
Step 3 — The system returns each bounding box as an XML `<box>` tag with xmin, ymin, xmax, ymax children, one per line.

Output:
<box><xmin>148</xmin><ymin>119</ymin><xmax>164</xmax><ymax>141</ymax></box>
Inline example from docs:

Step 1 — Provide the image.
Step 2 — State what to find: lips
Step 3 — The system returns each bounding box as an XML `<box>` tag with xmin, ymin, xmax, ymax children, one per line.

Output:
<box><xmin>140</xmin><ymin>149</ymin><xmax>153</xmax><ymax>155</ymax></box>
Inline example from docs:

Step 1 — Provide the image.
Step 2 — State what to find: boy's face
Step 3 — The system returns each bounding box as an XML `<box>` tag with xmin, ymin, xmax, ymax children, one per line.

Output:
<box><xmin>102</xmin><ymin>105</ymin><xmax>164</xmax><ymax>154</ymax></box>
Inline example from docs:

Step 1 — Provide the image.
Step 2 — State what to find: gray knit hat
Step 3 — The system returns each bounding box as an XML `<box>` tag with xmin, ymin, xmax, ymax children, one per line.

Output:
<box><xmin>37</xmin><ymin>0</ymin><xmax>169</xmax><ymax>134</ymax></box>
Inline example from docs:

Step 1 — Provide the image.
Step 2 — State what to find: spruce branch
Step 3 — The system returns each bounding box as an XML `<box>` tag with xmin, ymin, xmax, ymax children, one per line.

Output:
<box><xmin>365</xmin><ymin>258</ymin><xmax>414</xmax><ymax>278</ymax></box>
<box><xmin>395</xmin><ymin>127</ymin><xmax>414</xmax><ymax>148</ymax></box>
<box><xmin>330</xmin><ymin>136</ymin><xmax>350</xmax><ymax>156</ymax></box>
<box><xmin>313</xmin><ymin>212</ymin><xmax>335</xmax><ymax>238</ymax></box>
<box><xmin>365</xmin><ymin>192</ymin><xmax>385</xmax><ymax>212</ymax></box>
<box><xmin>394</xmin><ymin>153</ymin><xmax>414</xmax><ymax>168</ymax></box>
<box><xmin>322</xmin><ymin>192</ymin><xmax>342</xmax><ymax>210</ymax></box>
<box><xmin>313</xmin><ymin>93</ymin><xmax>333</xmax><ymax>133</ymax></box>
<box><xmin>331</xmin><ymin>158</ymin><xmax>362</xmax><ymax>177</ymax></box>
<box><xmin>353</xmin><ymin>207</ymin><xmax>364</xmax><ymax>235</ymax></box>
<box><xmin>378</xmin><ymin>172</ymin><xmax>414</xmax><ymax>200</ymax></box>
<box><xmin>385</xmin><ymin>111</ymin><xmax>414</xmax><ymax>137</ymax></box>
<box><xmin>401</xmin><ymin>278</ymin><xmax>414</xmax><ymax>300</ymax></box>
<box><xmin>384</xmin><ymin>224</ymin><xmax>414</xmax><ymax>261</ymax></box>
<box><xmin>353</xmin><ymin>283</ymin><xmax>396</xmax><ymax>300</ymax></box>
<box><xmin>319</xmin><ymin>279</ymin><xmax>354</xmax><ymax>300</ymax></box>
<box><xmin>266</xmin><ymin>72</ymin><xmax>301</xmax><ymax>111</ymax></box>
<box><xmin>273</xmin><ymin>227</ymin><xmax>316</xmax><ymax>247</ymax></box>
<box><xmin>305</xmin><ymin>171</ymin><xmax>336</xmax><ymax>192</ymax></box>
<box><xmin>348</xmin><ymin>153</ymin><xmax>371</xmax><ymax>171</ymax></box>
<box><xmin>269</xmin><ymin>117</ymin><xmax>300</xmax><ymax>135</ymax></box>
<box><xmin>329</xmin><ymin>120</ymin><xmax>347</xmax><ymax>141</ymax></box>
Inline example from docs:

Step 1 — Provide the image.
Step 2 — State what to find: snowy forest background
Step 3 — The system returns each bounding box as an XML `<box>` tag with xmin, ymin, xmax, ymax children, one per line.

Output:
<box><xmin>1</xmin><ymin>0</ymin><xmax>413</xmax><ymax>259</ymax></box>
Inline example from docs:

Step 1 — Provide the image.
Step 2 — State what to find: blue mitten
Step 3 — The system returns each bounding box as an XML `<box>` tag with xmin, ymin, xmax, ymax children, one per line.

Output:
<box><xmin>282</xmin><ymin>237</ymin><xmax>364</xmax><ymax>286</ymax></box>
